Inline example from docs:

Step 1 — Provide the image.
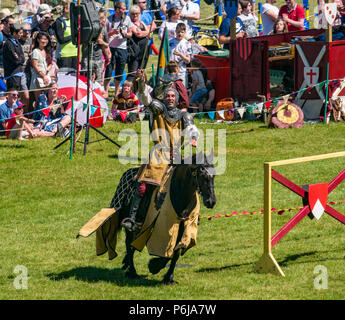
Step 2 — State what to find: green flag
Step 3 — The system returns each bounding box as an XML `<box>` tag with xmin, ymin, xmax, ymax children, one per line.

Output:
<box><xmin>156</xmin><ymin>27</ymin><xmax>170</xmax><ymax>84</ymax></box>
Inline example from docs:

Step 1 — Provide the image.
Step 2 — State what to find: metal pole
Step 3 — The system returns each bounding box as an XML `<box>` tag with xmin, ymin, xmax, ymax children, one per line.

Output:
<box><xmin>73</xmin><ymin>0</ymin><xmax>82</xmax><ymax>154</ymax></box>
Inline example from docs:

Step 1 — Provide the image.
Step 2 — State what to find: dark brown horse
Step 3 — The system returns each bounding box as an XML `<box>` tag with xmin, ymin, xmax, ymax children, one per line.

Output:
<box><xmin>112</xmin><ymin>152</ymin><xmax>216</xmax><ymax>284</ymax></box>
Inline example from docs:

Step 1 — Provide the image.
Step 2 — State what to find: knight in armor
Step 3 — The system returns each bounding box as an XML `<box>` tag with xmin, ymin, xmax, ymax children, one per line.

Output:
<box><xmin>121</xmin><ymin>70</ymin><xmax>200</xmax><ymax>232</ymax></box>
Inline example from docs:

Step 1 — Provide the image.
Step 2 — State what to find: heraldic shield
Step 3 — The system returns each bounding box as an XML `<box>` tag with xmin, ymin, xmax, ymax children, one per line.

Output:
<box><xmin>308</xmin><ymin>183</ymin><xmax>328</xmax><ymax>220</ymax></box>
<box><xmin>324</xmin><ymin>3</ymin><xmax>337</xmax><ymax>26</ymax></box>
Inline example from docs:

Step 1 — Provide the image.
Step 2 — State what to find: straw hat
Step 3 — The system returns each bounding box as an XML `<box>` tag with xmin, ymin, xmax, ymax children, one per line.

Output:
<box><xmin>0</xmin><ymin>8</ymin><xmax>15</xmax><ymax>21</ymax></box>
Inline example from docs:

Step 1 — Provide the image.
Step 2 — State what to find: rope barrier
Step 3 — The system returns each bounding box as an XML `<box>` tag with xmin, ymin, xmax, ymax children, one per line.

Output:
<box><xmin>200</xmin><ymin>200</ymin><xmax>345</xmax><ymax>220</ymax></box>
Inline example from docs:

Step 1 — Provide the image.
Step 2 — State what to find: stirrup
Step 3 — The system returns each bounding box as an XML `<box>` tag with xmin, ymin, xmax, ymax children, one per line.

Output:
<box><xmin>121</xmin><ymin>218</ymin><xmax>142</xmax><ymax>232</ymax></box>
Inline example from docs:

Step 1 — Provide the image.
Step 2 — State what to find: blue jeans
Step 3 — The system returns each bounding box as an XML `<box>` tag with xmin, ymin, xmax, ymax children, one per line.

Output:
<box><xmin>191</xmin><ymin>88</ymin><xmax>208</xmax><ymax>103</ymax></box>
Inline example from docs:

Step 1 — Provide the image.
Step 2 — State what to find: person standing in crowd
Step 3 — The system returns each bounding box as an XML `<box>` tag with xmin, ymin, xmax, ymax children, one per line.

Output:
<box><xmin>138</xmin><ymin>0</ymin><xmax>157</xmax><ymax>31</ymax></box>
<box><xmin>219</xmin><ymin>2</ymin><xmax>244</xmax><ymax>49</ymax></box>
<box><xmin>238</xmin><ymin>0</ymin><xmax>259</xmax><ymax>38</ymax></box>
<box><xmin>271</xmin><ymin>17</ymin><xmax>289</xmax><ymax>34</ymax></box>
<box><xmin>30</xmin><ymin>32</ymin><xmax>52</xmax><ymax>100</ymax></box>
<box><xmin>104</xmin><ymin>1</ymin><xmax>133</xmax><ymax>97</ymax></box>
<box><xmin>0</xmin><ymin>88</ymin><xmax>19</xmax><ymax>136</ymax></box>
<box><xmin>3</xmin><ymin>23</ymin><xmax>30</xmax><ymax>106</ymax></box>
<box><xmin>32</xmin><ymin>4</ymin><xmax>55</xmax><ymax>39</ymax></box>
<box><xmin>0</xmin><ymin>8</ymin><xmax>15</xmax><ymax>73</ymax></box>
<box><xmin>161</xmin><ymin>60</ymin><xmax>189</xmax><ymax>110</ymax></box>
<box><xmin>98</xmin><ymin>7</ymin><xmax>111</xmax><ymax>86</ymax></box>
<box><xmin>19</xmin><ymin>23</ymin><xmax>33</xmax><ymax>71</ymax></box>
<box><xmin>159</xmin><ymin>6</ymin><xmax>184</xmax><ymax>41</ymax></box>
<box><xmin>261</xmin><ymin>0</ymin><xmax>279</xmax><ymax>35</ymax></box>
<box><xmin>137</xmin><ymin>0</ymin><xmax>156</xmax><ymax>69</ymax></box>
<box><xmin>53</xmin><ymin>0</ymin><xmax>78</xmax><ymax>70</ymax></box>
<box><xmin>127</xmin><ymin>5</ymin><xmax>150</xmax><ymax>82</ymax></box>
<box><xmin>278</xmin><ymin>0</ymin><xmax>305</xmax><ymax>32</ymax></box>
<box><xmin>169</xmin><ymin>22</ymin><xmax>191</xmax><ymax>87</ymax></box>
<box><xmin>180</xmin><ymin>0</ymin><xmax>200</xmax><ymax>37</ymax></box>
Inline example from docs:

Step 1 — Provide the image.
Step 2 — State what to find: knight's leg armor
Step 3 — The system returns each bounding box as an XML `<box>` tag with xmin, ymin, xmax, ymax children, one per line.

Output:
<box><xmin>121</xmin><ymin>182</ymin><xmax>146</xmax><ymax>232</ymax></box>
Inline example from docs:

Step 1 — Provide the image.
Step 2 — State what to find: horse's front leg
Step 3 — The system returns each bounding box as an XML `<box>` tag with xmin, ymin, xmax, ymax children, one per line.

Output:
<box><xmin>123</xmin><ymin>230</ymin><xmax>139</xmax><ymax>279</ymax></box>
<box><xmin>162</xmin><ymin>248</ymin><xmax>181</xmax><ymax>284</ymax></box>
<box><xmin>162</xmin><ymin>222</ymin><xmax>184</xmax><ymax>284</ymax></box>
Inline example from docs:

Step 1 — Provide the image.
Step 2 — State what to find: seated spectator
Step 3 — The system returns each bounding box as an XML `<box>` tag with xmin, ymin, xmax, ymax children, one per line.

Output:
<box><xmin>30</xmin><ymin>32</ymin><xmax>53</xmax><ymax>100</ymax></box>
<box><xmin>270</xmin><ymin>18</ymin><xmax>289</xmax><ymax>34</ymax></box>
<box><xmin>127</xmin><ymin>5</ymin><xmax>150</xmax><ymax>83</ymax></box>
<box><xmin>33</xmin><ymin>81</ymin><xmax>71</xmax><ymax>137</ymax></box>
<box><xmin>219</xmin><ymin>2</ymin><xmax>244</xmax><ymax>49</ymax></box>
<box><xmin>0</xmin><ymin>88</ymin><xmax>19</xmax><ymax>136</ymax></box>
<box><xmin>200</xmin><ymin>66</ymin><xmax>215</xmax><ymax>111</ymax></box>
<box><xmin>238</xmin><ymin>0</ymin><xmax>259</xmax><ymax>38</ymax></box>
<box><xmin>3</xmin><ymin>23</ymin><xmax>30</xmax><ymax>106</ymax></box>
<box><xmin>158</xmin><ymin>7</ymin><xmax>184</xmax><ymax>41</ymax></box>
<box><xmin>111</xmin><ymin>80</ymin><xmax>140</xmax><ymax>123</ymax></box>
<box><xmin>261</xmin><ymin>0</ymin><xmax>279</xmax><ymax>35</ymax></box>
<box><xmin>169</xmin><ymin>22</ymin><xmax>192</xmax><ymax>87</ymax></box>
<box><xmin>278</xmin><ymin>0</ymin><xmax>305</xmax><ymax>32</ymax></box>
<box><xmin>189</xmin><ymin>58</ymin><xmax>207</xmax><ymax>112</ymax></box>
<box><xmin>4</xmin><ymin>103</ymin><xmax>38</xmax><ymax>139</ymax></box>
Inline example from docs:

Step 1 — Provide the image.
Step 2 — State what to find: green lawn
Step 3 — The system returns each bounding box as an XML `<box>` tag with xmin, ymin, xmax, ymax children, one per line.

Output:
<box><xmin>1</xmin><ymin>119</ymin><xmax>345</xmax><ymax>300</ymax></box>
<box><xmin>1</xmin><ymin>0</ymin><xmax>345</xmax><ymax>301</ymax></box>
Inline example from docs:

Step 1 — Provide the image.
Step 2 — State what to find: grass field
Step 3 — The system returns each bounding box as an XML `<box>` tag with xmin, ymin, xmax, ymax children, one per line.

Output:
<box><xmin>1</xmin><ymin>119</ymin><xmax>345</xmax><ymax>300</ymax></box>
<box><xmin>1</xmin><ymin>0</ymin><xmax>345</xmax><ymax>302</ymax></box>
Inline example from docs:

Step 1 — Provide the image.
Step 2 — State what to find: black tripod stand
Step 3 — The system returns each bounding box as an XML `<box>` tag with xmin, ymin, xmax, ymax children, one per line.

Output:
<box><xmin>54</xmin><ymin>43</ymin><xmax>121</xmax><ymax>153</ymax></box>
<box><xmin>82</xmin><ymin>43</ymin><xmax>121</xmax><ymax>155</ymax></box>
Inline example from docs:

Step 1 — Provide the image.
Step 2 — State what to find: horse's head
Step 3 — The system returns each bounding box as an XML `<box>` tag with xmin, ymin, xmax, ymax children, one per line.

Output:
<box><xmin>190</xmin><ymin>151</ymin><xmax>217</xmax><ymax>209</ymax></box>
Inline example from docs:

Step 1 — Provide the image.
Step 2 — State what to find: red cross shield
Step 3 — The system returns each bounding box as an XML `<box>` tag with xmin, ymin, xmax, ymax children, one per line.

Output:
<box><xmin>308</xmin><ymin>183</ymin><xmax>328</xmax><ymax>220</ymax></box>
<box><xmin>304</xmin><ymin>67</ymin><xmax>319</xmax><ymax>86</ymax></box>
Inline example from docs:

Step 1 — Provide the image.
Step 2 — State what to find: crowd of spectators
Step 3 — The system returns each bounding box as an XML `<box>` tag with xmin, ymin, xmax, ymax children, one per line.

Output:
<box><xmin>3</xmin><ymin>0</ymin><xmax>344</xmax><ymax>139</ymax></box>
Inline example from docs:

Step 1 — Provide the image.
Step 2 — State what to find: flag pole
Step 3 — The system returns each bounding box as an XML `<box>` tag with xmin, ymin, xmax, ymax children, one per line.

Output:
<box><xmin>324</xmin><ymin>62</ymin><xmax>330</xmax><ymax>124</ymax></box>
<box><xmin>73</xmin><ymin>0</ymin><xmax>82</xmax><ymax>154</ymax></box>
<box><xmin>70</xmin><ymin>97</ymin><xmax>75</xmax><ymax>159</ymax></box>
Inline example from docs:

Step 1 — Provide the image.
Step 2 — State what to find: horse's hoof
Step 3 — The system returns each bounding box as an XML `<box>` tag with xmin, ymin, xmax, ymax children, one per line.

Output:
<box><xmin>125</xmin><ymin>271</ymin><xmax>140</xmax><ymax>279</ymax></box>
<box><xmin>148</xmin><ymin>258</ymin><xmax>169</xmax><ymax>275</ymax></box>
<box><xmin>163</xmin><ymin>279</ymin><xmax>178</xmax><ymax>285</ymax></box>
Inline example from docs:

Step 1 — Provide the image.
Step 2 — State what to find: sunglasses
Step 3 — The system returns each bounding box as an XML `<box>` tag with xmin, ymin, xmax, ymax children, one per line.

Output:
<box><xmin>23</xmin><ymin>29</ymin><xmax>31</xmax><ymax>33</ymax></box>
<box><xmin>10</xmin><ymin>94</ymin><xmax>19</xmax><ymax>97</ymax></box>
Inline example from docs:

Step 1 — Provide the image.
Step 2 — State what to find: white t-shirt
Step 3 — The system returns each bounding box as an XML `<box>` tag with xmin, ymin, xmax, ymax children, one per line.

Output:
<box><xmin>181</xmin><ymin>1</ymin><xmax>200</xmax><ymax>36</ymax></box>
<box><xmin>106</xmin><ymin>15</ymin><xmax>133</xmax><ymax>50</ymax></box>
<box><xmin>169</xmin><ymin>38</ymin><xmax>192</xmax><ymax>86</ymax></box>
<box><xmin>261</xmin><ymin>3</ymin><xmax>279</xmax><ymax>35</ymax></box>
<box><xmin>238</xmin><ymin>13</ymin><xmax>258</xmax><ymax>38</ymax></box>
<box><xmin>159</xmin><ymin>20</ymin><xmax>185</xmax><ymax>41</ymax></box>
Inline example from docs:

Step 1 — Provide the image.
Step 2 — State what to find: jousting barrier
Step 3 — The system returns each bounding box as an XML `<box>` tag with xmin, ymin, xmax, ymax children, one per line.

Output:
<box><xmin>254</xmin><ymin>151</ymin><xmax>345</xmax><ymax>277</ymax></box>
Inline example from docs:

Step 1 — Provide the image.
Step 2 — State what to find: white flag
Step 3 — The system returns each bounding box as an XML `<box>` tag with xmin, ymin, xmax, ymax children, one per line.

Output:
<box><xmin>237</xmin><ymin>107</ymin><xmax>246</xmax><ymax>119</ymax></box>
<box><xmin>217</xmin><ymin>110</ymin><xmax>225</xmax><ymax>119</ymax></box>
